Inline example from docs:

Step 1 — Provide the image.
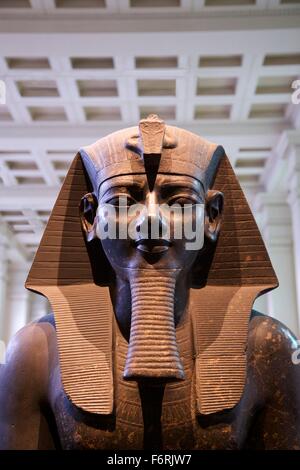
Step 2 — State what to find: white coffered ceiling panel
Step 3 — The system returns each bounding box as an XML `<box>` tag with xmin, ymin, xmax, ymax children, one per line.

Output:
<box><xmin>0</xmin><ymin>0</ymin><xmax>299</xmax><ymax>262</ymax></box>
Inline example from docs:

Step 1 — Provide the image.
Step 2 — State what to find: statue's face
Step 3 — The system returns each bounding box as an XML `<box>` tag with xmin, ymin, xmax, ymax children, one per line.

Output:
<box><xmin>96</xmin><ymin>173</ymin><xmax>204</xmax><ymax>274</ymax></box>
<box><xmin>79</xmin><ymin>161</ymin><xmax>224</xmax><ymax>381</ymax></box>
<box><xmin>80</xmin><ymin>172</ymin><xmax>223</xmax><ymax>278</ymax></box>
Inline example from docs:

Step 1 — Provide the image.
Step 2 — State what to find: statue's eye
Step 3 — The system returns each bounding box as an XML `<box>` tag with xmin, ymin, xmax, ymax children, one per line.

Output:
<box><xmin>161</xmin><ymin>186</ymin><xmax>202</xmax><ymax>207</ymax></box>
<box><xmin>105</xmin><ymin>195</ymin><xmax>136</xmax><ymax>207</ymax></box>
<box><xmin>168</xmin><ymin>195</ymin><xmax>199</xmax><ymax>207</ymax></box>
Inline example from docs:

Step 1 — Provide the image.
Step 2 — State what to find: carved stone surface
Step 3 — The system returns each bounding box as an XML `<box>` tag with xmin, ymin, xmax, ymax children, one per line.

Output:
<box><xmin>0</xmin><ymin>115</ymin><xmax>299</xmax><ymax>450</ymax></box>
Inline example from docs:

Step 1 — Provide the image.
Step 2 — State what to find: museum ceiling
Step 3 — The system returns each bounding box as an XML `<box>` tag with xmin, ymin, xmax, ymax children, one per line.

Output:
<box><xmin>0</xmin><ymin>0</ymin><xmax>299</xmax><ymax>264</ymax></box>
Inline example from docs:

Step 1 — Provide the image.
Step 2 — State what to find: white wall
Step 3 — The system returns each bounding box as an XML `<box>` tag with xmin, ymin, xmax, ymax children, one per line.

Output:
<box><xmin>253</xmin><ymin>193</ymin><xmax>299</xmax><ymax>335</ymax></box>
<box><xmin>0</xmin><ymin>263</ymin><xmax>50</xmax><ymax>348</ymax></box>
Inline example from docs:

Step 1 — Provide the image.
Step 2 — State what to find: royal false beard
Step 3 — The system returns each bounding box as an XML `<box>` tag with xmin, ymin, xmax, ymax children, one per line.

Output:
<box><xmin>123</xmin><ymin>269</ymin><xmax>185</xmax><ymax>381</ymax></box>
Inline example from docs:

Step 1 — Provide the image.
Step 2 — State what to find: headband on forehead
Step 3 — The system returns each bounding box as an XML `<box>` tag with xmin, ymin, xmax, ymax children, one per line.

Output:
<box><xmin>80</xmin><ymin>115</ymin><xmax>217</xmax><ymax>194</ymax></box>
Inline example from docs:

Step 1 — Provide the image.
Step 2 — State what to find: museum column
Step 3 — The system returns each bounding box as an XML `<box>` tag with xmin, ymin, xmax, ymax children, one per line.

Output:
<box><xmin>5</xmin><ymin>264</ymin><xmax>30</xmax><ymax>343</ymax></box>
<box><xmin>28</xmin><ymin>290</ymin><xmax>49</xmax><ymax>322</ymax></box>
<box><xmin>287</xmin><ymin>143</ymin><xmax>300</xmax><ymax>329</ymax></box>
<box><xmin>0</xmin><ymin>238</ymin><xmax>8</xmax><ymax>357</ymax></box>
<box><xmin>254</xmin><ymin>192</ymin><xmax>299</xmax><ymax>335</ymax></box>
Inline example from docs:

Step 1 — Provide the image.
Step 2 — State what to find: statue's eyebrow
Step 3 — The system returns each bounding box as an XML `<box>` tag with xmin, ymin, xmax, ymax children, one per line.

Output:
<box><xmin>160</xmin><ymin>180</ymin><xmax>203</xmax><ymax>193</ymax></box>
<box><xmin>99</xmin><ymin>179</ymin><xmax>145</xmax><ymax>199</ymax></box>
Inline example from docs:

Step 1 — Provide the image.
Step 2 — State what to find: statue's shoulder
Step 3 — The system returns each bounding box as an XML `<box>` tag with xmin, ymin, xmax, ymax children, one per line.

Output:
<box><xmin>248</xmin><ymin>309</ymin><xmax>298</xmax><ymax>356</ymax></box>
<box><xmin>2</xmin><ymin>313</ymin><xmax>57</xmax><ymax>397</ymax></box>
<box><xmin>248</xmin><ymin>310</ymin><xmax>299</xmax><ymax>385</ymax></box>
<box><xmin>0</xmin><ymin>315</ymin><xmax>59</xmax><ymax>448</ymax></box>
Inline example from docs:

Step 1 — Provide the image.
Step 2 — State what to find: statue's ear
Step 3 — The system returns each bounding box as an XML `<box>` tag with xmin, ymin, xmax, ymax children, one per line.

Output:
<box><xmin>80</xmin><ymin>193</ymin><xmax>98</xmax><ymax>242</ymax></box>
<box><xmin>204</xmin><ymin>190</ymin><xmax>224</xmax><ymax>243</ymax></box>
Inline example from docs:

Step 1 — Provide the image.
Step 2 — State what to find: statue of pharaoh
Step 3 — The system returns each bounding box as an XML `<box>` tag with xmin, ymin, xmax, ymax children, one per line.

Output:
<box><xmin>0</xmin><ymin>115</ymin><xmax>299</xmax><ymax>450</ymax></box>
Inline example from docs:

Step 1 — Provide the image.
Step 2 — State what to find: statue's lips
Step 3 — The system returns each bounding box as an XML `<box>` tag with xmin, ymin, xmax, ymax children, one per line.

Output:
<box><xmin>135</xmin><ymin>238</ymin><xmax>171</xmax><ymax>253</ymax></box>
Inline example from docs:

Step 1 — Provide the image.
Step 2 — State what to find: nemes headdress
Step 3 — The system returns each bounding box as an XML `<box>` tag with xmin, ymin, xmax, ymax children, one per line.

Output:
<box><xmin>26</xmin><ymin>115</ymin><xmax>277</xmax><ymax>416</ymax></box>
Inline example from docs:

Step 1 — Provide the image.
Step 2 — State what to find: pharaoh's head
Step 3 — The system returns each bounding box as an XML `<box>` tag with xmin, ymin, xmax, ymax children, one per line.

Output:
<box><xmin>79</xmin><ymin>115</ymin><xmax>224</xmax><ymax>383</ymax></box>
<box><xmin>80</xmin><ymin>115</ymin><xmax>223</xmax><ymax>269</ymax></box>
<box><xmin>26</xmin><ymin>115</ymin><xmax>277</xmax><ymax>415</ymax></box>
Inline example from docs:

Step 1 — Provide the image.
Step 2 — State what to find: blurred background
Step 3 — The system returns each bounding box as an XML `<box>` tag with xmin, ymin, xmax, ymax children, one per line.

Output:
<box><xmin>0</xmin><ymin>0</ymin><xmax>300</xmax><ymax>350</ymax></box>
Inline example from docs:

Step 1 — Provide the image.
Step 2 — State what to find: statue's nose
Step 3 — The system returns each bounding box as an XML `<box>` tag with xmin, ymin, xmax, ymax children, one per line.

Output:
<box><xmin>136</xmin><ymin>192</ymin><xmax>167</xmax><ymax>239</ymax></box>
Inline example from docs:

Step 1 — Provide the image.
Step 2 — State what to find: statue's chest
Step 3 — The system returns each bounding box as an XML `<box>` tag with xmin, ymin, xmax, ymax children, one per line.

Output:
<box><xmin>50</xmin><ymin>320</ymin><xmax>253</xmax><ymax>450</ymax></box>
<box><xmin>51</xmin><ymin>369</ymin><xmax>248</xmax><ymax>450</ymax></box>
